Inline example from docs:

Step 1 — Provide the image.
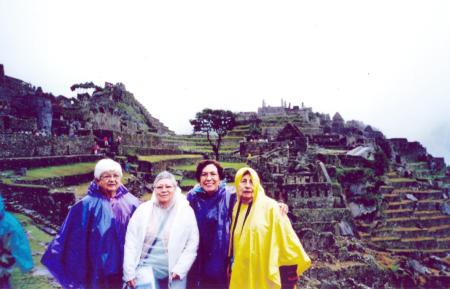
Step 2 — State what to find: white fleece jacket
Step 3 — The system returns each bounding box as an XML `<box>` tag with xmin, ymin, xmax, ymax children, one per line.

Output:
<box><xmin>123</xmin><ymin>192</ymin><xmax>199</xmax><ymax>289</ymax></box>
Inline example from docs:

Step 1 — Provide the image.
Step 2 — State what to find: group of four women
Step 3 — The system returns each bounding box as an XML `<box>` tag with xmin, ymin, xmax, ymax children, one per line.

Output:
<box><xmin>42</xmin><ymin>158</ymin><xmax>311</xmax><ymax>289</ymax></box>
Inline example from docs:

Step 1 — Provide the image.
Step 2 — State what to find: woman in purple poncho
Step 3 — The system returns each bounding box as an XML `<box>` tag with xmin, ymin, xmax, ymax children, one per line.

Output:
<box><xmin>42</xmin><ymin>158</ymin><xmax>140</xmax><ymax>289</ymax></box>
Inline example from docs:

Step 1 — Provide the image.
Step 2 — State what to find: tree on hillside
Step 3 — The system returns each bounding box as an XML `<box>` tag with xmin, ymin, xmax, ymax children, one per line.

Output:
<box><xmin>247</xmin><ymin>115</ymin><xmax>262</xmax><ymax>141</ymax></box>
<box><xmin>190</xmin><ymin>108</ymin><xmax>236</xmax><ymax>160</ymax></box>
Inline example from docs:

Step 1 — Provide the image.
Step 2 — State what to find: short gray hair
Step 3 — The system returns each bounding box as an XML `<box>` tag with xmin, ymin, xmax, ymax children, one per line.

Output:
<box><xmin>153</xmin><ymin>171</ymin><xmax>178</xmax><ymax>188</ymax></box>
<box><xmin>94</xmin><ymin>159</ymin><xmax>123</xmax><ymax>179</ymax></box>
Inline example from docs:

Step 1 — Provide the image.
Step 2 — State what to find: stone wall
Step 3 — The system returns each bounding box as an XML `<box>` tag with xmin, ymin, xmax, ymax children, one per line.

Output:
<box><xmin>0</xmin><ymin>116</ymin><xmax>37</xmax><ymax>132</ymax></box>
<box><xmin>15</xmin><ymin>172</ymin><xmax>93</xmax><ymax>188</ymax></box>
<box><xmin>389</xmin><ymin>138</ymin><xmax>427</xmax><ymax>162</ymax></box>
<box><xmin>239</xmin><ymin>141</ymin><xmax>278</xmax><ymax>157</ymax></box>
<box><xmin>310</xmin><ymin>134</ymin><xmax>348</xmax><ymax>148</ymax></box>
<box><xmin>0</xmin><ymin>133</ymin><xmax>95</xmax><ymax>157</ymax></box>
<box><xmin>122</xmin><ymin>146</ymin><xmax>183</xmax><ymax>156</ymax></box>
<box><xmin>339</xmin><ymin>154</ymin><xmax>373</xmax><ymax>168</ymax></box>
<box><xmin>0</xmin><ymin>181</ymin><xmax>74</xmax><ymax>227</ymax></box>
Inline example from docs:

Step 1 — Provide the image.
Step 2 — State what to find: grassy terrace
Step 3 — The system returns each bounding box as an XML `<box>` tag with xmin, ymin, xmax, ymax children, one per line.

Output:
<box><xmin>11</xmin><ymin>214</ymin><xmax>60</xmax><ymax>289</ymax></box>
<box><xmin>138</xmin><ymin>154</ymin><xmax>203</xmax><ymax>162</ymax></box>
<box><xmin>19</xmin><ymin>162</ymin><xmax>97</xmax><ymax>180</ymax></box>
<box><xmin>162</xmin><ymin>135</ymin><xmax>243</xmax><ymax>141</ymax></box>
<box><xmin>50</xmin><ymin>172</ymin><xmax>133</xmax><ymax>198</ymax></box>
<box><xmin>179</xmin><ymin>147</ymin><xmax>238</xmax><ymax>154</ymax></box>
<box><xmin>180</xmin><ymin>178</ymin><xmax>197</xmax><ymax>187</ymax></box>
<box><xmin>316</xmin><ymin>148</ymin><xmax>347</xmax><ymax>155</ymax></box>
<box><xmin>388</xmin><ymin>178</ymin><xmax>417</xmax><ymax>183</ymax></box>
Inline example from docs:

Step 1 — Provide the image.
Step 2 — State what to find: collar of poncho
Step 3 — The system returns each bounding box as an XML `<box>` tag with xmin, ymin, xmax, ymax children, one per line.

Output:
<box><xmin>192</xmin><ymin>180</ymin><xmax>227</xmax><ymax>199</ymax></box>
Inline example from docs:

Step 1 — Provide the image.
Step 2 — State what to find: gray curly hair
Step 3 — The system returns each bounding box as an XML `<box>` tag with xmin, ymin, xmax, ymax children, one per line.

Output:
<box><xmin>153</xmin><ymin>171</ymin><xmax>178</xmax><ymax>188</ymax></box>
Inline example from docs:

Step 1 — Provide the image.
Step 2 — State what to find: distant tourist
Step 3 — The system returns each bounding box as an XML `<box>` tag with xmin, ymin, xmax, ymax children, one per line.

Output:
<box><xmin>227</xmin><ymin>167</ymin><xmax>311</xmax><ymax>289</ymax></box>
<box><xmin>186</xmin><ymin>160</ymin><xmax>288</xmax><ymax>289</ymax></box>
<box><xmin>42</xmin><ymin>159</ymin><xmax>140</xmax><ymax>289</ymax></box>
<box><xmin>0</xmin><ymin>195</ymin><xmax>33</xmax><ymax>289</ymax></box>
<box><xmin>91</xmin><ymin>142</ymin><xmax>100</xmax><ymax>155</ymax></box>
<box><xmin>123</xmin><ymin>171</ymin><xmax>199</xmax><ymax>289</ymax></box>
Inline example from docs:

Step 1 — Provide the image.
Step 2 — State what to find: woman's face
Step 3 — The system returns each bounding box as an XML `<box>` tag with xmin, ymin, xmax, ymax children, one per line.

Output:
<box><xmin>155</xmin><ymin>178</ymin><xmax>176</xmax><ymax>206</ymax></box>
<box><xmin>200</xmin><ymin>164</ymin><xmax>221</xmax><ymax>195</ymax></box>
<box><xmin>238</xmin><ymin>173</ymin><xmax>254</xmax><ymax>204</ymax></box>
<box><xmin>97</xmin><ymin>170</ymin><xmax>122</xmax><ymax>196</ymax></box>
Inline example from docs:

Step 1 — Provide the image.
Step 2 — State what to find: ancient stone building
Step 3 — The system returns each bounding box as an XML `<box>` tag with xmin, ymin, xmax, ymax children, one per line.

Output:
<box><xmin>0</xmin><ymin>64</ymin><xmax>174</xmax><ymax>157</ymax></box>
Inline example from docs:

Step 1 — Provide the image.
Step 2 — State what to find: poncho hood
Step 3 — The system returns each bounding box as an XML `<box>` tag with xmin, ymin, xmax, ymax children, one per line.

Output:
<box><xmin>229</xmin><ymin>166</ymin><xmax>311</xmax><ymax>289</ymax></box>
<box><xmin>234</xmin><ymin>167</ymin><xmax>264</xmax><ymax>203</ymax></box>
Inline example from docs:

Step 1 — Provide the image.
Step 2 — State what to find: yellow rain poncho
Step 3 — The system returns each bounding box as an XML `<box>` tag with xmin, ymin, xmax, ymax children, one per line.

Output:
<box><xmin>228</xmin><ymin>167</ymin><xmax>311</xmax><ymax>289</ymax></box>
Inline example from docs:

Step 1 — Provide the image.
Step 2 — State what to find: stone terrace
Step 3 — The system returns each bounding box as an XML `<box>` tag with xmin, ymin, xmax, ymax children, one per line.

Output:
<box><xmin>357</xmin><ymin>175</ymin><xmax>450</xmax><ymax>257</ymax></box>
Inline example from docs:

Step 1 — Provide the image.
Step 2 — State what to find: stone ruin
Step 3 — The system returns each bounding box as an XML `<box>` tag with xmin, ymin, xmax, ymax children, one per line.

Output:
<box><xmin>237</xmin><ymin>106</ymin><xmax>450</xmax><ymax>288</ymax></box>
<box><xmin>0</xmin><ymin>65</ymin><xmax>183</xmax><ymax>233</ymax></box>
<box><xmin>0</xmin><ymin>64</ymin><xmax>174</xmax><ymax>159</ymax></box>
<box><xmin>1</xmin><ymin>68</ymin><xmax>450</xmax><ymax>288</ymax></box>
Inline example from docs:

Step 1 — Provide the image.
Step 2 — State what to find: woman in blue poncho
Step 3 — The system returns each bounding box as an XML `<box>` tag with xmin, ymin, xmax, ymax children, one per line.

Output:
<box><xmin>187</xmin><ymin>160</ymin><xmax>288</xmax><ymax>289</ymax></box>
<box><xmin>0</xmin><ymin>195</ymin><xmax>33</xmax><ymax>289</ymax></box>
<box><xmin>186</xmin><ymin>160</ymin><xmax>235</xmax><ymax>289</ymax></box>
<box><xmin>42</xmin><ymin>158</ymin><xmax>140</xmax><ymax>289</ymax></box>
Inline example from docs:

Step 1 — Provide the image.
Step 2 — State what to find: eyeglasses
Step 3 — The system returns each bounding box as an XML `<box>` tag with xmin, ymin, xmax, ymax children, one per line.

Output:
<box><xmin>100</xmin><ymin>174</ymin><xmax>121</xmax><ymax>180</ymax></box>
<box><xmin>155</xmin><ymin>185</ymin><xmax>174</xmax><ymax>190</ymax></box>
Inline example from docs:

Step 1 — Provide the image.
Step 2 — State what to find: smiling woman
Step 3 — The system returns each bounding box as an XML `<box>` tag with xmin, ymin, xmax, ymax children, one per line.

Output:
<box><xmin>123</xmin><ymin>171</ymin><xmax>199</xmax><ymax>289</ymax></box>
<box><xmin>41</xmin><ymin>159</ymin><xmax>140</xmax><ymax>289</ymax></box>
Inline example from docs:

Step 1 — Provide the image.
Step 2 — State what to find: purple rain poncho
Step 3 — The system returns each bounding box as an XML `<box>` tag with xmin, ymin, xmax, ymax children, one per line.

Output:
<box><xmin>41</xmin><ymin>182</ymin><xmax>140</xmax><ymax>289</ymax></box>
<box><xmin>187</xmin><ymin>182</ymin><xmax>236</xmax><ymax>288</ymax></box>
<box><xmin>0</xmin><ymin>196</ymin><xmax>33</xmax><ymax>288</ymax></box>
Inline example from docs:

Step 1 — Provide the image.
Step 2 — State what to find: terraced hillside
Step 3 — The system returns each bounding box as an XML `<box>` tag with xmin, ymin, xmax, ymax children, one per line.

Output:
<box><xmin>358</xmin><ymin>173</ymin><xmax>450</xmax><ymax>256</ymax></box>
<box><xmin>158</xmin><ymin>134</ymin><xmax>242</xmax><ymax>156</ymax></box>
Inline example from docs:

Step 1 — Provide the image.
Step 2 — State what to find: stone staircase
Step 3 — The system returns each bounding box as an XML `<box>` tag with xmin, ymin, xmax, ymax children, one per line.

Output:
<box><xmin>357</xmin><ymin>178</ymin><xmax>450</xmax><ymax>256</ymax></box>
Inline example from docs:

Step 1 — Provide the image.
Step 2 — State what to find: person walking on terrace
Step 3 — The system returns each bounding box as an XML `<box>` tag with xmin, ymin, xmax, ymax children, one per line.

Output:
<box><xmin>228</xmin><ymin>167</ymin><xmax>311</xmax><ymax>289</ymax></box>
<box><xmin>0</xmin><ymin>195</ymin><xmax>33</xmax><ymax>289</ymax></box>
<box><xmin>42</xmin><ymin>158</ymin><xmax>140</xmax><ymax>289</ymax></box>
<box><xmin>123</xmin><ymin>171</ymin><xmax>199</xmax><ymax>289</ymax></box>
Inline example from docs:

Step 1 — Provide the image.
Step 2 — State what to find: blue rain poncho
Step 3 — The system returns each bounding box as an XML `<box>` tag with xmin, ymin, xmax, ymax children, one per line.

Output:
<box><xmin>41</xmin><ymin>182</ymin><xmax>140</xmax><ymax>289</ymax></box>
<box><xmin>187</xmin><ymin>182</ymin><xmax>236</xmax><ymax>287</ymax></box>
<box><xmin>0</xmin><ymin>196</ymin><xmax>33</xmax><ymax>279</ymax></box>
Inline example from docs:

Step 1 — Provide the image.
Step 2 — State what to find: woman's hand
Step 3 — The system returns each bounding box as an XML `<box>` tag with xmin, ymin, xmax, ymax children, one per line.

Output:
<box><xmin>126</xmin><ymin>279</ymin><xmax>137</xmax><ymax>289</ymax></box>
<box><xmin>278</xmin><ymin>202</ymin><xmax>289</xmax><ymax>216</ymax></box>
<box><xmin>171</xmin><ymin>272</ymin><xmax>180</xmax><ymax>280</ymax></box>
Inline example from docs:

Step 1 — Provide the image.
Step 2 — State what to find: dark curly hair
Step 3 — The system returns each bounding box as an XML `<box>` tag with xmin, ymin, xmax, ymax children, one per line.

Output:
<box><xmin>195</xmin><ymin>159</ymin><xmax>225</xmax><ymax>182</ymax></box>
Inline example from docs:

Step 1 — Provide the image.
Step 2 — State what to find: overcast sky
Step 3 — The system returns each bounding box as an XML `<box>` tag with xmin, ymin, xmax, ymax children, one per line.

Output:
<box><xmin>1</xmin><ymin>0</ymin><xmax>449</xmax><ymax>164</ymax></box>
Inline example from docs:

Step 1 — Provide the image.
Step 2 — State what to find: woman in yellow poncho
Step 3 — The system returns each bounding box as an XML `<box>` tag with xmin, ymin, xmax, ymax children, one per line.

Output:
<box><xmin>228</xmin><ymin>167</ymin><xmax>311</xmax><ymax>289</ymax></box>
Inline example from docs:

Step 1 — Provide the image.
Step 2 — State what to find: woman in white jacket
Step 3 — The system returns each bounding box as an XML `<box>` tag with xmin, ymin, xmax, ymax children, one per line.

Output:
<box><xmin>123</xmin><ymin>171</ymin><xmax>199</xmax><ymax>289</ymax></box>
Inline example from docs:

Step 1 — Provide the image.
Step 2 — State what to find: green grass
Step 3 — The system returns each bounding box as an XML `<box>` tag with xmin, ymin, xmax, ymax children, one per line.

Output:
<box><xmin>0</xmin><ymin>178</ymin><xmax>48</xmax><ymax>188</ymax></box>
<box><xmin>180</xmin><ymin>178</ymin><xmax>197</xmax><ymax>187</ymax></box>
<box><xmin>10</xmin><ymin>214</ymin><xmax>60</xmax><ymax>289</ymax></box>
<box><xmin>50</xmin><ymin>172</ymin><xmax>133</xmax><ymax>198</ymax></box>
<box><xmin>389</xmin><ymin>178</ymin><xmax>417</xmax><ymax>183</ymax></box>
<box><xmin>138</xmin><ymin>154</ymin><xmax>203</xmax><ymax>162</ymax></box>
<box><xmin>179</xmin><ymin>146</ymin><xmax>238</xmax><ymax>153</ymax></box>
<box><xmin>20</xmin><ymin>162</ymin><xmax>97</xmax><ymax>180</ymax></box>
<box><xmin>221</xmin><ymin>162</ymin><xmax>247</xmax><ymax>170</ymax></box>
<box><xmin>316</xmin><ymin>148</ymin><xmax>347</xmax><ymax>155</ymax></box>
